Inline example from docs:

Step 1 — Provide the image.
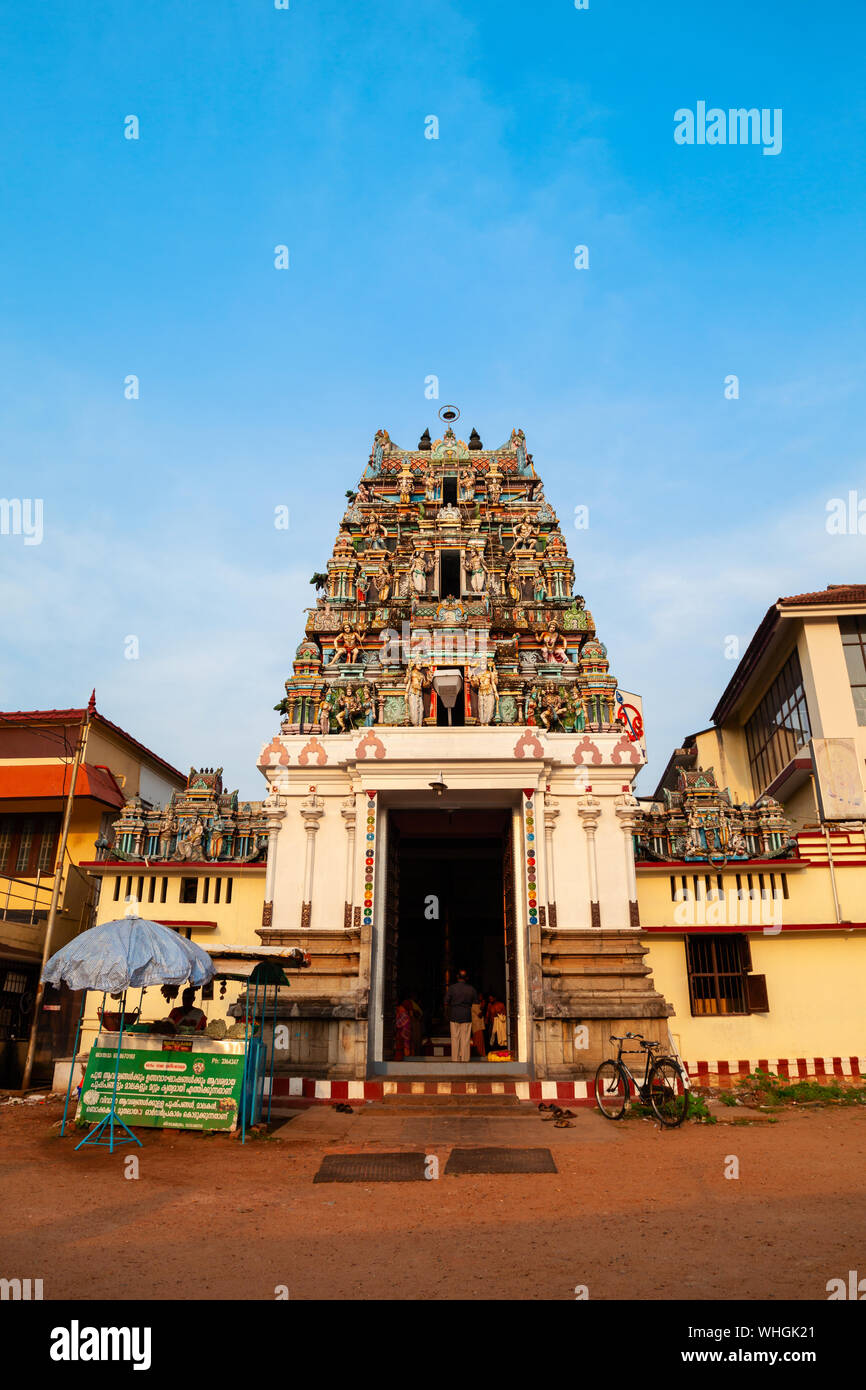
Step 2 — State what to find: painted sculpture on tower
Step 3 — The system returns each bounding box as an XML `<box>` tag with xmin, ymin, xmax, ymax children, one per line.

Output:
<box><xmin>634</xmin><ymin>767</ymin><xmax>798</xmax><ymax>864</ymax></box>
<box><xmin>98</xmin><ymin>768</ymin><xmax>269</xmax><ymax>864</ymax></box>
<box><xmin>274</xmin><ymin>425</ymin><xmax>628</xmax><ymax>733</ymax></box>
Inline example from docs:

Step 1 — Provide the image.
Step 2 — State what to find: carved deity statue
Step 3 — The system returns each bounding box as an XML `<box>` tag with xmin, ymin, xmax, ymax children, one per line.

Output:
<box><xmin>487</xmin><ymin>473</ymin><xmax>502</xmax><ymax>505</ymax></box>
<box><xmin>509</xmin><ymin>518</ymin><xmax>537</xmax><ymax>554</ymax></box>
<box><xmin>316</xmin><ymin>692</ymin><xmax>331</xmax><ymax>735</ymax></box>
<box><xmin>411</xmin><ymin>548</ymin><xmax>432</xmax><ymax>596</ymax></box>
<box><xmin>363</xmin><ymin>516</ymin><xmax>387</xmax><ymax>549</ymax></box>
<box><xmin>329</xmin><ymin>621</ymin><xmax>364</xmax><ymax>664</ymax></box>
<box><xmin>537</xmin><ymin>687</ymin><xmax>567</xmax><ymax>732</ymax></box>
<box><xmin>336</xmin><ymin>688</ymin><xmax>362</xmax><ymax>733</ymax></box>
<box><xmin>458</xmin><ymin>467</ymin><xmax>475</xmax><ymax>502</ymax></box>
<box><xmin>374</xmin><ymin>559</ymin><xmax>393</xmax><ymax>602</ymax></box>
<box><xmin>398</xmin><ymin>458</ymin><xmax>414</xmax><ymax>505</ymax></box>
<box><xmin>424</xmin><ymin>469</ymin><xmax>439</xmax><ymax>502</ymax></box>
<box><xmin>532</xmin><ymin>561</ymin><xmax>547</xmax><ymax>603</ymax></box>
<box><xmin>405</xmin><ymin>661</ymin><xmax>432</xmax><ymax>727</ymax></box>
<box><xmin>469</xmin><ymin>662</ymin><xmax>499</xmax><ymax>726</ymax></box>
<box><xmin>538</xmin><ymin>622</ymin><xmax>568</xmax><ymax>664</ymax></box>
<box><xmin>467</xmin><ymin>547</ymin><xmax>488</xmax><ymax>595</ymax></box>
<box><xmin>360</xmin><ymin>684</ymin><xmax>377</xmax><ymax>727</ymax></box>
<box><xmin>157</xmin><ymin>809</ymin><xmax>177</xmax><ymax>858</ymax></box>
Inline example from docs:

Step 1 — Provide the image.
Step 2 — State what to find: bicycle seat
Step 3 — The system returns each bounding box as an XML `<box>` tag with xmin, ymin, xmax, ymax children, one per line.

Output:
<box><xmin>639</xmin><ymin>1039</ymin><xmax>659</xmax><ymax>1049</ymax></box>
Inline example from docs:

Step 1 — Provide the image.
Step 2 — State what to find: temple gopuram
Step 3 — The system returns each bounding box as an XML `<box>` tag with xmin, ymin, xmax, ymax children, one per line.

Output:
<box><xmin>275</xmin><ymin>424</ymin><xmax>629</xmax><ymax>737</ymax></box>
<box><xmin>255</xmin><ymin>424</ymin><xmax>668</xmax><ymax>1079</ymax></box>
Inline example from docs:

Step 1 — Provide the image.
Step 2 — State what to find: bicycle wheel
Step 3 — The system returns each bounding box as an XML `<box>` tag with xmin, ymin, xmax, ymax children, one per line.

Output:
<box><xmin>649</xmin><ymin>1057</ymin><xmax>689</xmax><ymax>1127</ymax></box>
<box><xmin>594</xmin><ymin>1060</ymin><xmax>629</xmax><ymax>1119</ymax></box>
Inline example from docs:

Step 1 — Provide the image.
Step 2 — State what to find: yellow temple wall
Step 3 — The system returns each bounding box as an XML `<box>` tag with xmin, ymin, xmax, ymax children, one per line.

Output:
<box><xmin>646</xmin><ymin>931</ymin><xmax>866</xmax><ymax>1064</ymax></box>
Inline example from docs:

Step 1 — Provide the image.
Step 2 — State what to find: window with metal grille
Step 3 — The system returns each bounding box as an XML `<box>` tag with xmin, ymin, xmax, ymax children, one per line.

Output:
<box><xmin>686</xmin><ymin>934</ymin><xmax>750</xmax><ymax>1015</ymax></box>
<box><xmin>36</xmin><ymin>819</ymin><xmax>60</xmax><ymax>873</ymax></box>
<box><xmin>0</xmin><ymin>822</ymin><xmax>11</xmax><ymax>872</ymax></box>
<box><xmin>15</xmin><ymin>820</ymin><xmax>34</xmax><ymax>873</ymax></box>
<box><xmin>840</xmin><ymin>616</ymin><xmax>866</xmax><ymax>725</ymax></box>
<box><xmin>744</xmin><ymin>649</ymin><xmax>812</xmax><ymax>794</ymax></box>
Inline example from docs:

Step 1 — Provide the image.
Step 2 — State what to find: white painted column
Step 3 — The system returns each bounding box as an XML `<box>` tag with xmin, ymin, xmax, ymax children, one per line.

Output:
<box><xmin>299</xmin><ymin>786</ymin><xmax>325</xmax><ymax>929</ymax></box>
<box><xmin>261</xmin><ymin>786</ymin><xmax>286</xmax><ymax>929</ymax></box>
<box><xmin>614</xmin><ymin>789</ymin><xmax>641</xmax><ymax>928</ymax></box>
<box><xmin>543</xmin><ymin>793</ymin><xmax>559</xmax><ymax>928</ymax></box>
<box><xmin>577</xmin><ymin>789</ymin><xmax>602</xmax><ymax>930</ymax></box>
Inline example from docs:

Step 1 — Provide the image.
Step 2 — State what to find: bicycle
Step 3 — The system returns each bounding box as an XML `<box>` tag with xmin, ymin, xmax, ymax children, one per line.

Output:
<box><xmin>594</xmin><ymin>1032</ymin><xmax>690</xmax><ymax>1127</ymax></box>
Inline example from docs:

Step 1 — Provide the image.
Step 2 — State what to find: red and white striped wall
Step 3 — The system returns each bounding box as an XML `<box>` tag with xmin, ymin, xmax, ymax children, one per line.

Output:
<box><xmin>686</xmin><ymin>1057</ymin><xmax>865</xmax><ymax>1082</ymax></box>
<box><xmin>266</xmin><ymin>1077</ymin><xmax>593</xmax><ymax>1104</ymax></box>
<box><xmin>264</xmin><ymin>1056</ymin><xmax>865</xmax><ymax>1105</ymax></box>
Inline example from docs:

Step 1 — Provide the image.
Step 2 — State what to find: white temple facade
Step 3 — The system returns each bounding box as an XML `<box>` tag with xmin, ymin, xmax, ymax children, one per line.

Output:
<box><xmin>254</xmin><ymin>424</ymin><xmax>672</xmax><ymax>1080</ymax></box>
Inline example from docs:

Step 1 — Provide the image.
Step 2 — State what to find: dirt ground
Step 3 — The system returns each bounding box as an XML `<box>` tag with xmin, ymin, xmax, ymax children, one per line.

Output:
<box><xmin>1</xmin><ymin>1095</ymin><xmax>863</xmax><ymax>1301</ymax></box>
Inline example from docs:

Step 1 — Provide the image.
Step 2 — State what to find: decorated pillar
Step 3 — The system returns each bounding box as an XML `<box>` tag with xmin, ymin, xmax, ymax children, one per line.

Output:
<box><xmin>341</xmin><ymin>792</ymin><xmax>357</xmax><ymax>930</ymax></box>
<box><xmin>614</xmin><ymin>788</ymin><xmax>641</xmax><ymax>928</ymax></box>
<box><xmin>299</xmin><ymin>785</ymin><xmax>325</xmax><ymax>929</ymax></box>
<box><xmin>576</xmin><ymin>787</ymin><xmax>602</xmax><ymax>929</ymax></box>
<box><xmin>261</xmin><ymin>786</ymin><xmax>286</xmax><ymax>928</ymax></box>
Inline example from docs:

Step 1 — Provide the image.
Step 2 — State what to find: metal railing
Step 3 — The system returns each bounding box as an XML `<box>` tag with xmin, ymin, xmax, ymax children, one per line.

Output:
<box><xmin>0</xmin><ymin>871</ymin><xmax>54</xmax><ymax>925</ymax></box>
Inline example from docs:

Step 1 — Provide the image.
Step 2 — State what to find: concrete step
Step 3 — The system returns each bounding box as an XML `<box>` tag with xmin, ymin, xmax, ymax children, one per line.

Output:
<box><xmin>380</xmin><ymin>1092</ymin><xmax>523</xmax><ymax>1107</ymax></box>
<box><xmin>361</xmin><ymin>1103</ymin><xmax>540</xmax><ymax>1118</ymax></box>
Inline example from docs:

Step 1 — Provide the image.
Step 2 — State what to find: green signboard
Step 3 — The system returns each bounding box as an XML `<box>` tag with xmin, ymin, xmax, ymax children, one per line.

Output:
<box><xmin>77</xmin><ymin>1037</ymin><xmax>247</xmax><ymax>1131</ymax></box>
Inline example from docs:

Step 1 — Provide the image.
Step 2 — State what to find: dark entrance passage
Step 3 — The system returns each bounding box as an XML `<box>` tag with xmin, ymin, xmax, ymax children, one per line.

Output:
<box><xmin>382</xmin><ymin>810</ymin><xmax>518</xmax><ymax>1062</ymax></box>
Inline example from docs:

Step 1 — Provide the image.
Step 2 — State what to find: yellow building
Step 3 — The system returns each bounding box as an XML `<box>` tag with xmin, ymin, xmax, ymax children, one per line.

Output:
<box><xmin>637</xmin><ymin>585</ymin><xmax>866</xmax><ymax>1080</ymax></box>
<box><xmin>76</xmin><ymin>767</ymin><xmax>269</xmax><ymax>1065</ymax></box>
<box><xmin>0</xmin><ymin>698</ymin><xmax>186</xmax><ymax>1084</ymax></box>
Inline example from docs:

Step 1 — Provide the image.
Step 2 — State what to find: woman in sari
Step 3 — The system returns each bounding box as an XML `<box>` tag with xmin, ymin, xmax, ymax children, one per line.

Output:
<box><xmin>471</xmin><ymin>994</ymin><xmax>487</xmax><ymax>1056</ymax></box>
<box><xmin>487</xmin><ymin>997</ymin><xmax>508</xmax><ymax>1051</ymax></box>
<box><xmin>395</xmin><ymin>999</ymin><xmax>412</xmax><ymax>1061</ymax></box>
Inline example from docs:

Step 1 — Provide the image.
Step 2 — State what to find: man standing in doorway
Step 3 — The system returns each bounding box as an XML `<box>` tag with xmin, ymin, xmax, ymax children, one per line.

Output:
<box><xmin>445</xmin><ymin>969</ymin><xmax>477</xmax><ymax>1063</ymax></box>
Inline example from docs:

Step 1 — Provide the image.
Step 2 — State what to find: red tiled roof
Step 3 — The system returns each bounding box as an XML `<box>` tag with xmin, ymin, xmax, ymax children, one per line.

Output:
<box><xmin>0</xmin><ymin>707</ymin><xmax>186</xmax><ymax>784</ymax></box>
<box><xmin>0</xmin><ymin>762</ymin><xmax>126</xmax><ymax>807</ymax></box>
<box><xmin>779</xmin><ymin>585</ymin><xmax>866</xmax><ymax>606</ymax></box>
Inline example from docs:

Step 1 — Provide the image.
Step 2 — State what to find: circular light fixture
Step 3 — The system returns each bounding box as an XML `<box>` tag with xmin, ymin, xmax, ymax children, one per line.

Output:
<box><xmin>438</xmin><ymin>405</ymin><xmax>460</xmax><ymax>423</ymax></box>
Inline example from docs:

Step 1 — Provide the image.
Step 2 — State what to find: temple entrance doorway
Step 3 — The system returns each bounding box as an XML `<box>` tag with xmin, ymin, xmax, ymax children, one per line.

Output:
<box><xmin>382</xmin><ymin>809</ymin><xmax>519</xmax><ymax>1064</ymax></box>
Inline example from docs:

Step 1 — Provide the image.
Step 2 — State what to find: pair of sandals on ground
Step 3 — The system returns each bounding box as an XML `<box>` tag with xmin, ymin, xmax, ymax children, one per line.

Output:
<box><xmin>538</xmin><ymin>1102</ymin><xmax>575</xmax><ymax>1127</ymax></box>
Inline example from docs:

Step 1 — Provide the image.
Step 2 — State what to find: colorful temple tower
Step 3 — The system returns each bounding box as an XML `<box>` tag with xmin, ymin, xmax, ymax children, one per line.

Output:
<box><xmin>256</xmin><ymin>425</ymin><xmax>673</xmax><ymax>1079</ymax></box>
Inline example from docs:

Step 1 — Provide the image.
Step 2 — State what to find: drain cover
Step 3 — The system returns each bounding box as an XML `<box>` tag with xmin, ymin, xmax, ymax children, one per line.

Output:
<box><xmin>444</xmin><ymin>1147</ymin><xmax>557</xmax><ymax>1175</ymax></box>
<box><xmin>313</xmin><ymin>1152</ymin><xmax>428</xmax><ymax>1183</ymax></box>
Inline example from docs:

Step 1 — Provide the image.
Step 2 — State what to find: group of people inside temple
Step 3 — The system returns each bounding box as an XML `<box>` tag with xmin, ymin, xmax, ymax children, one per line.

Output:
<box><xmin>394</xmin><ymin>972</ymin><xmax>509</xmax><ymax>1062</ymax></box>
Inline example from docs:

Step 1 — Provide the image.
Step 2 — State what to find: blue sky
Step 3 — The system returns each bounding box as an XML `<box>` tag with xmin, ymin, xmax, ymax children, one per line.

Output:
<box><xmin>1</xmin><ymin>1</ymin><xmax>864</xmax><ymax>796</ymax></box>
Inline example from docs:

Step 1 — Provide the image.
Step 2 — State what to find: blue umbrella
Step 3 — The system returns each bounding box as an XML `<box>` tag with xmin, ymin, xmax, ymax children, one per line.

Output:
<box><xmin>44</xmin><ymin>908</ymin><xmax>215</xmax><ymax>1153</ymax></box>
<box><xmin>43</xmin><ymin>913</ymin><xmax>215</xmax><ymax>992</ymax></box>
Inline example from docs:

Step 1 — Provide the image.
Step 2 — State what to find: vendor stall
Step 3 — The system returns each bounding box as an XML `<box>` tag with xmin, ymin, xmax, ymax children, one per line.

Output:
<box><xmin>46</xmin><ymin>916</ymin><xmax>310</xmax><ymax>1149</ymax></box>
<box><xmin>43</xmin><ymin>907</ymin><xmax>215</xmax><ymax>1153</ymax></box>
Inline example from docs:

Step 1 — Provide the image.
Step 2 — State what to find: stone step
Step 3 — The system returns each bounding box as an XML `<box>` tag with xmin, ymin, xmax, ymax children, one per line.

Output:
<box><xmin>362</xmin><ymin>1102</ymin><xmax>538</xmax><ymax>1117</ymax></box>
<box><xmin>380</xmin><ymin>1091</ymin><xmax>523</xmax><ymax>1107</ymax></box>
